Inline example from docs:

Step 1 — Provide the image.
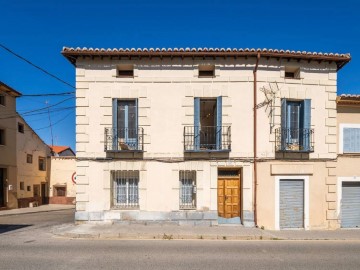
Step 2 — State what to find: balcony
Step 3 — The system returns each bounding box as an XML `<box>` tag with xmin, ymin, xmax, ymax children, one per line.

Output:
<box><xmin>275</xmin><ymin>128</ymin><xmax>314</xmax><ymax>152</ymax></box>
<box><xmin>184</xmin><ymin>126</ymin><xmax>231</xmax><ymax>152</ymax></box>
<box><xmin>104</xmin><ymin>127</ymin><xmax>144</xmax><ymax>152</ymax></box>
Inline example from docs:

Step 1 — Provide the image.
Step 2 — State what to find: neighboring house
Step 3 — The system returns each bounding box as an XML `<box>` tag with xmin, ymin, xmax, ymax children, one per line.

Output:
<box><xmin>16</xmin><ymin>115</ymin><xmax>51</xmax><ymax>208</ymax></box>
<box><xmin>49</xmin><ymin>145</ymin><xmax>76</xmax><ymax>204</ymax></box>
<box><xmin>62</xmin><ymin>47</ymin><xmax>350</xmax><ymax>229</ymax></box>
<box><xmin>0</xmin><ymin>80</ymin><xmax>51</xmax><ymax>209</ymax></box>
<box><xmin>49</xmin><ymin>145</ymin><xmax>75</xmax><ymax>157</ymax></box>
<box><xmin>0</xmin><ymin>81</ymin><xmax>21</xmax><ymax>209</ymax></box>
<box><xmin>337</xmin><ymin>94</ymin><xmax>360</xmax><ymax>228</ymax></box>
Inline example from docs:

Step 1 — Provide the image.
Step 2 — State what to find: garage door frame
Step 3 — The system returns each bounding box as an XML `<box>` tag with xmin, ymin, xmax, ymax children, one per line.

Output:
<box><xmin>275</xmin><ymin>175</ymin><xmax>309</xmax><ymax>230</ymax></box>
<box><xmin>337</xmin><ymin>176</ymin><xmax>360</xmax><ymax>228</ymax></box>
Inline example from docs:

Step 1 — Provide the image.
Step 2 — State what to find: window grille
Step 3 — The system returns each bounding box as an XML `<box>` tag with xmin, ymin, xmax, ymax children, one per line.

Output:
<box><xmin>112</xmin><ymin>170</ymin><xmax>139</xmax><ymax>208</ymax></box>
<box><xmin>179</xmin><ymin>170</ymin><xmax>196</xmax><ymax>209</ymax></box>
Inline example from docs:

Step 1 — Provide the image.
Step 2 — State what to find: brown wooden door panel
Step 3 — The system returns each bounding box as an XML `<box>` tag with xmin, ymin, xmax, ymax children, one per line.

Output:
<box><xmin>217</xmin><ymin>179</ymin><xmax>225</xmax><ymax>217</ymax></box>
<box><xmin>218</xmin><ymin>175</ymin><xmax>241</xmax><ymax>218</ymax></box>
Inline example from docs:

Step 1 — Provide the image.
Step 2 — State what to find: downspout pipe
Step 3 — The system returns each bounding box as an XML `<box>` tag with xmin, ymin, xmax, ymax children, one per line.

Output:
<box><xmin>253</xmin><ymin>53</ymin><xmax>260</xmax><ymax>227</ymax></box>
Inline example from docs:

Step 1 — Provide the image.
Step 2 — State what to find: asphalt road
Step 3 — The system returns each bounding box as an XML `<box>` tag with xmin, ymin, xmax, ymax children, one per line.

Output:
<box><xmin>1</xmin><ymin>210</ymin><xmax>360</xmax><ymax>270</ymax></box>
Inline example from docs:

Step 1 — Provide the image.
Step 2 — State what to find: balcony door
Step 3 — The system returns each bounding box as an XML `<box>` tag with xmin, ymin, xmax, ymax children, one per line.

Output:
<box><xmin>112</xmin><ymin>99</ymin><xmax>138</xmax><ymax>150</ymax></box>
<box><xmin>194</xmin><ymin>97</ymin><xmax>222</xmax><ymax>150</ymax></box>
<box><xmin>281</xmin><ymin>99</ymin><xmax>311</xmax><ymax>151</ymax></box>
<box><xmin>286</xmin><ymin>101</ymin><xmax>301</xmax><ymax>145</ymax></box>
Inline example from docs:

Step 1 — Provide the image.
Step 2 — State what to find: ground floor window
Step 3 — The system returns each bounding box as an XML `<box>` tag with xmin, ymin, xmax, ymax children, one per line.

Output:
<box><xmin>53</xmin><ymin>186</ymin><xmax>66</xmax><ymax>197</ymax></box>
<box><xmin>179</xmin><ymin>170</ymin><xmax>196</xmax><ymax>209</ymax></box>
<box><xmin>112</xmin><ymin>170</ymin><xmax>139</xmax><ymax>208</ymax></box>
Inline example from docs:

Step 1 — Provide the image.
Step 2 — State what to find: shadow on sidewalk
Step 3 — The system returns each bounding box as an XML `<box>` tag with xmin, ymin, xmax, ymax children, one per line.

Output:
<box><xmin>0</xmin><ymin>224</ymin><xmax>32</xmax><ymax>234</ymax></box>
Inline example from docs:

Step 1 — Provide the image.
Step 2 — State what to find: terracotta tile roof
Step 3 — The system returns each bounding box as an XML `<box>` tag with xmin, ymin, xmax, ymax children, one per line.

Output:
<box><xmin>62</xmin><ymin>47</ymin><xmax>351</xmax><ymax>70</ymax></box>
<box><xmin>337</xmin><ymin>94</ymin><xmax>360</xmax><ymax>105</ymax></box>
<box><xmin>49</xmin><ymin>145</ymin><xmax>71</xmax><ymax>154</ymax></box>
<box><xmin>340</xmin><ymin>94</ymin><xmax>360</xmax><ymax>99</ymax></box>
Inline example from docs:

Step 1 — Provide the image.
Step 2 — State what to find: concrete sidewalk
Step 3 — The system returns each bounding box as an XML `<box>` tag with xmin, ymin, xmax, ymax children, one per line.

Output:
<box><xmin>53</xmin><ymin>222</ymin><xmax>360</xmax><ymax>241</ymax></box>
<box><xmin>0</xmin><ymin>204</ymin><xmax>75</xmax><ymax>216</ymax></box>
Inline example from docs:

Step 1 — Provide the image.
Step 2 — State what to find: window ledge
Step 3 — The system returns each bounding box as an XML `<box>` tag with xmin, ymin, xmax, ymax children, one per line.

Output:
<box><xmin>111</xmin><ymin>207</ymin><xmax>140</xmax><ymax>210</ymax></box>
<box><xmin>184</xmin><ymin>149</ymin><xmax>231</xmax><ymax>153</ymax></box>
<box><xmin>276</xmin><ymin>150</ymin><xmax>314</xmax><ymax>153</ymax></box>
<box><xmin>105</xmin><ymin>150</ymin><xmax>144</xmax><ymax>153</ymax></box>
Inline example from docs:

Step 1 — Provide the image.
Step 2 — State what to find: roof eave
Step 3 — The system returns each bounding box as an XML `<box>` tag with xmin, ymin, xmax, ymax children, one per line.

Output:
<box><xmin>0</xmin><ymin>81</ymin><xmax>22</xmax><ymax>97</ymax></box>
<box><xmin>61</xmin><ymin>49</ymin><xmax>351</xmax><ymax>70</ymax></box>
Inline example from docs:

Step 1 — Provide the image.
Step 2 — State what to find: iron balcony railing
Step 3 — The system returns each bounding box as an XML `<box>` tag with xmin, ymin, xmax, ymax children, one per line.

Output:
<box><xmin>184</xmin><ymin>126</ymin><xmax>231</xmax><ymax>152</ymax></box>
<box><xmin>104</xmin><ymin>127</ymin><xmax>144</xmax><ymax>152</ymax></box>
<box><xmin>275</xmin><ymin>128</ymin><xmax>314</xmax><ymax>152</ymax></box>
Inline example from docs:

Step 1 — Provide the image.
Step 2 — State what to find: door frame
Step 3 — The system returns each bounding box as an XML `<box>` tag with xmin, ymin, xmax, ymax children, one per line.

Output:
<box><xmin>41</xmin><ymin>182</ymin><xmax>49</xmax><ymax>205</ymax></box>
<box><xmin>217</xmin><ymin>168</ymin><xmax>242</xmax><ymax>222</ymax></box>
<box><xmin>0</xmin><ymin>168</ymin><xmax>6</xmax><ymax>207</ymax></box>
<box><xmin>275</xmin><ymin>175</ymin><xmax>309</xmax><ymax>230</ymax></box>
<box><xmin>337</xmin><ymin>176</ymin><xmax>360</xmax><ymax>222</ymax></box>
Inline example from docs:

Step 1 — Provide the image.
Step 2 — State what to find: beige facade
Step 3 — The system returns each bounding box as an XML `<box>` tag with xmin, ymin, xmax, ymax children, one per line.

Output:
<box><xmin>0</xmin><ymin>82</ymin><xmax>21</xmax><ymax>209</ymax></box>
<box><xmin>49</xmin><ymin>157</ymin><xmax>76</xmax><ymax>204</ymax></box>
<box><xmin>63</xmin><ymin>47</ymin><xmax>350</xmax><ymax>229</ymax></box>
<box><xmin>0</xmin><ymin>81</ymin><xmax>52</xmax><ymax>209</ymax></box>
<box><xmin>16</xmin><ymin>116</ymin><xmax>51</xmax><ymax>207</ymax></box>
<box><xmin>336</xmin><ymin>96</ymin><xmax>360</xmax><ymax>228</ymax></box>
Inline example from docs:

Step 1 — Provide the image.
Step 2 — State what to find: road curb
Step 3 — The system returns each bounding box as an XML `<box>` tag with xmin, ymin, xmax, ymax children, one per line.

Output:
<box><xmin>53</xmin><ymin>230</ymin><xmax>360</xmax><ymax>241</ymax></box>
<box><xmin>54</xmin><ymin>231</ymin><xmax>271</xmax><ymax>241</ymax></box>
<box><xmin>0</xmin><ymin>207</ymin><xmax>75</xmax><ymax>217</ymax></box>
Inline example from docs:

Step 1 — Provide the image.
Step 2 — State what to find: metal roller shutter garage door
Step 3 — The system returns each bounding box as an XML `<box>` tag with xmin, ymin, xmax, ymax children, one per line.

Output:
<box><xmin>280</xmin><ymin>180</ymin><xmax>304</xmax><ymax>229</ymax></box>
<box><xmin>341</xmin><ymin>182</ymin><xmax>360</xmax><ymax>228</ymax></box>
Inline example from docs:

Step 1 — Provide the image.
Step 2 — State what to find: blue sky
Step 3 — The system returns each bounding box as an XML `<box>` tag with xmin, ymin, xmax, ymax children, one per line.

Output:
<box><xmin>1</xmin><ymin>0</ymin><xmax>359</xmax><ymax>151</ymax></box>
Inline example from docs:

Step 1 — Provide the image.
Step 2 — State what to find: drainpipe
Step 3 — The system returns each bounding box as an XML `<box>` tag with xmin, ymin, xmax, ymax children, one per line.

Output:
<box><xmin>253</xmin><ymin>53</ymin><xmax>260</xmax><ymax>227</ymax></box>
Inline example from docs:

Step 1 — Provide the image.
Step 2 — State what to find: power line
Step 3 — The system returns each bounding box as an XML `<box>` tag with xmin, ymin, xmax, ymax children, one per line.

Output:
<box><xmin>0</xmin><ymin>106</ymin><xmax>75</xmax><ymax>120</ymax></box>
<box><xmin>21</xmin><ymin>91</ymin><xmax>75</xmax><ymax>97</ymax></box>
<box><xmin>35</xmin><ymin>111</ymin><xmax>73</xmax><ymax>131</ymax></box>
<box><xmin>3</xmin><ymin>111</ymin><xmax>74</xmax><ymax>132</ymax></box>
<box><xmin>0</xmin><ymin>97</ymin><xmax>75</xmax><ymax>119</ymax></box>
<box><xmin>21</xmin><ymin>97</ymin><xmax>74</xmax><ymax>115</ymax></box>
<box><xmin>0</xmin><ymin>43</ymin><xmax>75</xmax><ymax>89</ymax></box>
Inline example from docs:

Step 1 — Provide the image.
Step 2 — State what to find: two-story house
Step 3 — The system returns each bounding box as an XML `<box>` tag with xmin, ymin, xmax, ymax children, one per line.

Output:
<box><xmin>336</xmin><ymin>94</ymin><xmax>360</xmax><ymax>228</ymax></box>
<box><xmin>16</xmin><ymin>115</ymin><xmax>51</xmax><ymax>208</ymax></box>
<box><xmin>62</xmin><ymin>47</ymin><xmax>350</xmax><ymax>229</ymax></box>
<box><xmin>0</xmin><ymin>80</ymin><xmax>52</xmax><ymax>209</ymax></box>
<box><xmin>0</xmin><ymin>81</ymin><xmax>21</xmax><ymax>209</ymax></box>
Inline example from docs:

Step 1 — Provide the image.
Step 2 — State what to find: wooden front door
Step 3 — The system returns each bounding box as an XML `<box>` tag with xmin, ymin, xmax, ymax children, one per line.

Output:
<box><xmin>217</xmin><ymin>170</ymin><xmax>241</xmax><ymax>218</ymax></box>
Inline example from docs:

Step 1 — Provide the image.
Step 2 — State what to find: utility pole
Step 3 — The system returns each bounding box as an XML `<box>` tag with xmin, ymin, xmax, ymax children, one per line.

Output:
<box><xmin>45</xmin><ymin>100</ymin><xmax>54</xmax><ymax>147</ymax></box>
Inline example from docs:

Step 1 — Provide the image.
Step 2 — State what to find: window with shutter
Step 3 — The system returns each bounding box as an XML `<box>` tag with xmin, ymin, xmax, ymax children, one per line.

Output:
<box><xmin>278</xmin><ymin>99</ymin><xmax>312</xmax><ymax>152</ymax></box>
<box><xmin>343</xmin><ymin>127</ymin><xmax>360</xmax><ymax>153</ymax></box>
<box><xmin>111</xmin><ymin>99</ymin><xmax>139</xmax><ymax>151</ymax></box>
